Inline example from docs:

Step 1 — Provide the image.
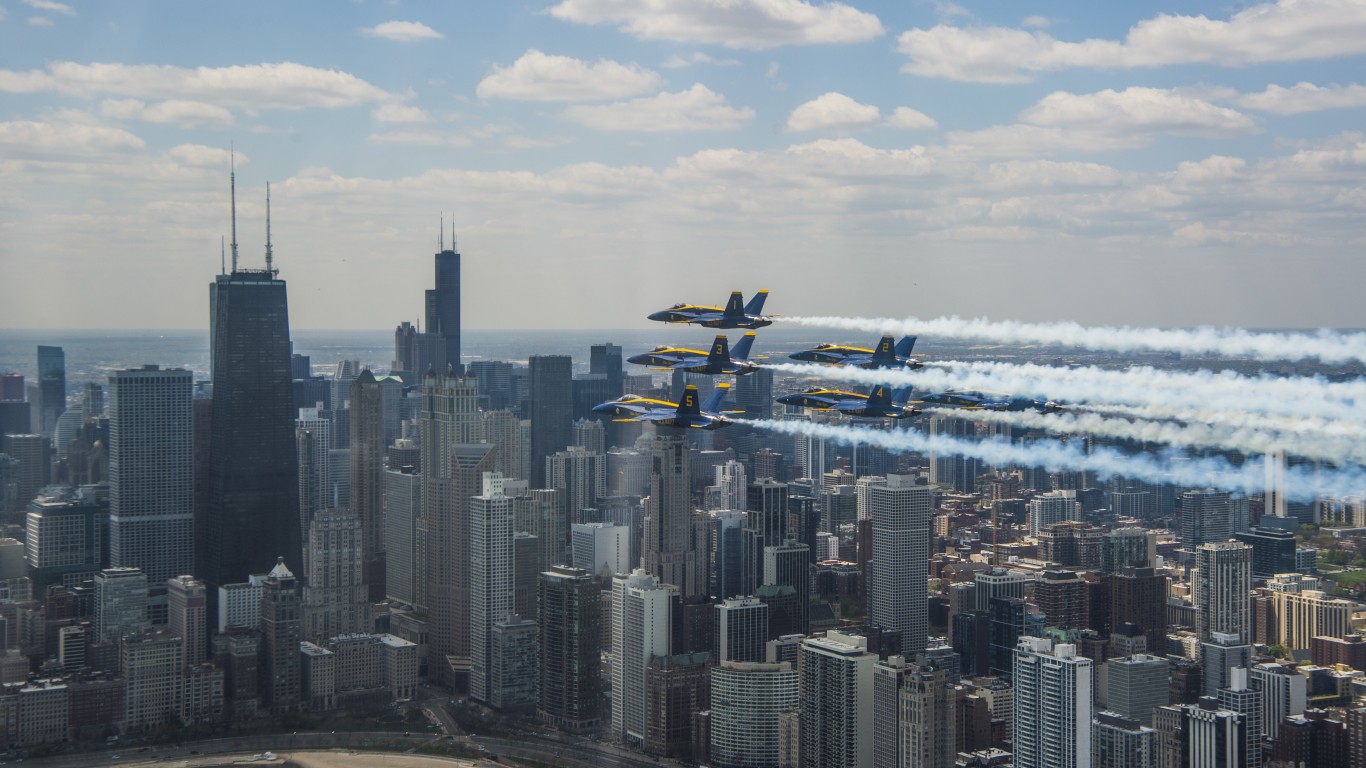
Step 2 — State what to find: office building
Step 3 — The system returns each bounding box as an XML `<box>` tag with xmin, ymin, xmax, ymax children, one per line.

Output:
<box><xmin>571</xmin><ymin>522</ymin><xmax>630</xmax><ymax>579</ymax></box>
<box><xmin>1038</xmin><ymin>521</ymin><xmax>1104</xmax><ymax>569</ymax></box>
<box><xmin>302</xmin><ymin>507</ymin><xmax>369</xmax><ymax>642</ymax></box>
<box><xmin>383</xmin><ymin>463</ymin><xmax>422</xmax><ymax>606</ymax></box>
<box><xmin>799</xmin><ymin>630</ymin><xmax>876</xmax><ymax>768</ymax></box>
<box><xmin>349</xmin><ymin>369</ymin><xmax>386</xmax><ymax>601</ymax></box>
<box><xmin>470</xmin><ymin>473</ymin><xmax>515</xmax><ymax>705</ymax></box>
<box><xmin>528</xmin><ymin>355</ymin><xmax>573</xmax><ymax>488</ymax></box>
<box><xmin>643</xmin><ymin>434</ymin><xmax>706</xmax><ymax>599</ymax></box>
<box><xmin>25</xmin><ymin>485</ymin><xmax>107</xmax><ymax>593</ymax></box>
<box><xmin>1029</xmin><ymin>490</ymin><xmax>1080</xmax><ymax>537</ymax></box>
<box><xmin>710</xmin><ymin>660</ymin><xmax>798</xmax><ymax>768</ymax></box>
<box><xmin>612</xmin><ymin>569</ymin><xmax>675</xmax><ymax>746</ymax></box>
<box><xmin>1111</xmin><ymin>568</ymin><xmax>1168</xmax><ymax>655</ymax></box>
<box><xmin>929</xmin><ymin>415</ymin><xmax>983</xmax><ymax>494</ymax></box>
<box><xmin>1106</xmin><ymin>654</ymin><xmax>1168</xmax><ymax>726</ymax></box>
<box><xmin>201</xmin><ymin>258</ymin><xmax>300</xmax><ymax>609</ymax></box>
<box><xmin>259</xmin><ymin>557</ymin><xmax>302</xmax><ymax>713</ymax></box>
<box><xmin>488</xmin><ymin>615</ymin><xmax>538</xmax><ymax>711</ymax></box>
<box><xmin>1248</xmin><ymin>661</ymin><xmax>1306</xmax><ymax>742</ymax></box>
<box><xmin>95</xmin><ymin>567</ymin><xmax>148</xmax><ymax>645</ymax></box>
<box><xmin>764</xmin><ymin>540</ymin><xmax>811</xmax><ymax>635</ymax></box>
<box><xmin>37</xmin><ymin>345</ymin><xmax>65</xmax><ymax>436</ymax></box>
<box><xmin>1091</xmin><ymin>712</ymin><xmax>1153</xmax><ymax>768</ymax></box>
<box><xmin>868</xmin><ymin>475</ymin><xmax>932</xmax><ymax>655</ymax></box>
<box><xmin>644</xmin><ymin>651</ymin><xmax>711</xmax><ymax>760</ymax></box>
<box><xmin>1181</xmin><ymin>489</ymin><xmax>1232</xmax><ymax>552</ymax></box>
<box><xmin>4</xmin><ymin>433</ymin><xmax>51</xmax><ymax>513</ymax></box>
<box><xmin>538</xmin><ymin>566</ymin><xmax>603</xmax><ymax>732</ymax></box>
<box><xmin>1268</xmin><ymin>582</ymin><xmax>1353</xmax><ymax>650</ymax></box>
<box><xmin>107</xmin><ymin>365</ymin><xmax>193</xmax><ymax>586</ymax></box>
<box><xmin>1200</xmin><ymin>633</ymin><xmax>1251</xmax><ymax>698</ymax></box>
<box><xmin>1012</xmin><ymin>637</ymin><xmax>1093</xmax><ymax>768</ymax></box>
<box><xmin>1232</xmin><ymin>527</ymin><xmax>1297</xmax><ymax>580</ymax></box>
<box><xmin>974</xmin><ymin>568</ymin><xmax>1027</xmax><ymax>611</ymax></box>
<box><xmin>1035</xmin><ymin>570</ymin><xmax>1088</xmax><ymax>630</ymax></box>
<box><xmin>1214</xmin><ymin>667</ymin><xmax>1261</xmax><ymax>768</ymax></box>
<box><xmin>426</xmin><ymin>237</ymin><xmax>462</xmax><ymax>374</ymax></box>
<box><xmin>168</xmin><ymin>575</ymin><xmax>207</xmax><ymax>666</ymax></box>
<box><xmin>547</xmin><ymin>445</ymin><xmax>606</xmax><ymax>528</ymax></box>
<box><xmin>294</xmin><ymin>407</ymin><xmax>331</xmax><ymax>547</ymax></box>
<box><xmin>1153</xmin><ymin>702</ymin><xmax>1245</xmax><ymax>768</ymax></box>
<box><xmin>121</xmin><ymin>627</ymin><xmax>183</xmax><ymax>730</ymax></box>
<box><xmin>715</xmin><ymin>597</ymin><xmax>769</xmax><ymax>663</ymax></box>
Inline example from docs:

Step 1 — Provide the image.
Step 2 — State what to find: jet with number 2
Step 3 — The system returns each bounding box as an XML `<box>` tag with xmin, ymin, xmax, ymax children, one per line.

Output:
<box><xmin>627</xmin><ymin>333</ymin><xmax>759</xmax><ymax>376</ymax></box>
<box><xmin>592</xmin><ymin>383</ymin><xmax>739</xmax><ymax>429</ymax></box>
<box><xmin>777</xmin><ymin>385</ymin><xmax>920</xmax><ymax>419</ymax></box>
<box><xmin>647</xmin><ymin>290</ymin><xmax>774</xmax><ymax>329</ymax></box>
<box><xmin>789</xmin><ymin>334</ymin><xmax>922</xmax><ymax>370</ymax></box>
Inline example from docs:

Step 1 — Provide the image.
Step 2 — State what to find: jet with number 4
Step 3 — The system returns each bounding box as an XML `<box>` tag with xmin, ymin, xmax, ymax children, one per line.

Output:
<box><xmin>777</xmin><ymin>385</ymin><xmax>920</xmax><ymax>419</ymax></box>
<box><xmin>789</xmin><ymin>334</ymin><xmax>922</xmax><ymax>370</ymax></box>
<box><xmin>593</xmin><ymin>383</ymin><xmax>739</xmax><ymax>429</ymax></box>
<box><xmin>914</xmin><ymin>389</ymin><xmax>1063</xmax><ymax>414</ymax></box>
<box><xmin>627</xmin><ymin>333</ymin><xmax>759</xmax><ymax>376</ymax></box>
<box><xmin>647</xmin><ymin>290</ymin><xmax>774</xmax><ymax>329</ymax></box>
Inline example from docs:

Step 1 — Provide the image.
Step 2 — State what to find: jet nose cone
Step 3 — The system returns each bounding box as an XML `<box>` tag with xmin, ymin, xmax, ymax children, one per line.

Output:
<box><xmin>647</xmin><ymin>310</ymin><xmax>669</xmax><ymax>322</ymax></box>
<box><xmin>626</xmin><ymin>354</ymin><xmax>650</xmax><ymax>366</ymax></box>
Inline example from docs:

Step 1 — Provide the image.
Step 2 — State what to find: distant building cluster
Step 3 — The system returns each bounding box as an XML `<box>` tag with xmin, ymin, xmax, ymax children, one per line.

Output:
<box><xmin>0</xmin><ymin>203</ymin><xmax>1365</xmax><ymax>768</ymax></box>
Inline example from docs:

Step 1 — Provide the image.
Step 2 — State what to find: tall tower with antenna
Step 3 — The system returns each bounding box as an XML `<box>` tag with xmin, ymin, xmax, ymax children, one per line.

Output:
<box><xmin>425</xmin><ymin>216</ymin><xmax>463</xmax><ymax>376</ymax></box>
<box><xmin>201</xmin><ymin>160</ymin><xmax>300</xmax><ymax>618</ymax></box>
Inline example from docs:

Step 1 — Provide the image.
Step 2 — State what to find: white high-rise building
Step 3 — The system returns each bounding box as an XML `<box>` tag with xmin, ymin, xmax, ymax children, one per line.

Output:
<box><xmin>1248</xmin><ymin>662</ymin><xmax>1306</xmax><ymax>742</ymax></box>
<box><xmin>167</xmin><ymin>575</ymin><xmax>207</xmax><ymax>666</ymax></box>
<box><xmin>713</xmin><ymin>460</ymin><xmax>748</xmax><ymax>512</ymax></box>
<box><xmin>546</xmin><ymin>445</ymin><xmax>607</xmax><ymax>528</ymax></box>
<box><xmin>1029</xmin><ymin>490</ymin><xmax>1080</xmax><ymax>537</ymax></box>
<box><xmin>611</xmin><ymin>569</ymin><xmax>675</xmax><ymax>747</ymax></box>
<box><xmin>868</xmin><ymin>475</ymin><xmax>932</xmax><ymax>655</ymax></box>
<box><xmin>295</xmin><ymin>407</ymin><xmax>332</xmax><ymax>552</ymax></box>
<box><xmin>1091</xmin><ymin>712</ymin><xmax>1153</xmax><ymax>768</ymax></box>
<box><xmin>470</xmin><ymin>472</ymin><xmax>515</xmax><ymax>705</ymax></box>
<box><xmin>108</xmin><ymin>366</ymin><xmax>193</xmax><ymax>584</ymax></box>
<box><xmin>570</xmin><ymin>522</ymin><xmax>630</xmax><ymax>579</ymax></box>
<box><xmin>1194</xmin><ymin>541</ymin><xmax>1251</xmax><ymax>652</ymax></box>
<box><xmin>710</xmin><ymin>660</ymin><xmax>798</xmax><ymax>768</ymax></box>
<box><xmin>1013</xmin><ymin>636</ymin><xmax>1093</xmax><ymax>768</ymax></box>
<box><xmin>799</xmin><ymin>630</ymin><xmax>876</xmax><ymax>768</ymax></box>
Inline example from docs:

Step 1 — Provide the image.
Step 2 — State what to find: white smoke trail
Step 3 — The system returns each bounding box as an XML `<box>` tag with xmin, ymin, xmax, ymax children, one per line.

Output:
<box><xmin>764</xmin><ymin>361</ymin><xmax>1366</xmax><ymax>425</ymax></box>
<box><xmin>743</xmin><ymin>418</ymin><xmax>1366</xmax><ymax>503</ymax></box>
<box><xmin>1079</xmin><ymin>402</ymin><xmax>1363</xmax><ymax>442</ymax></box>
<box><xmin>939</xmin><ymin>407</ymin><xmax>1366</xmax><ymax>467</ymax></box>
<box><xmin>784</xmin><ymin>314</ymin><xmax>1366</xmax><ymax>365</ymax></box>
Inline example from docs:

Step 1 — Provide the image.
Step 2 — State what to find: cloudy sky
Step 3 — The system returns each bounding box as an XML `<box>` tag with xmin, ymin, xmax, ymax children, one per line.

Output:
<box><xmin>2</xmin><ymin>0</ymin><xmax>1365</xmax><ymax>331</ymax></box>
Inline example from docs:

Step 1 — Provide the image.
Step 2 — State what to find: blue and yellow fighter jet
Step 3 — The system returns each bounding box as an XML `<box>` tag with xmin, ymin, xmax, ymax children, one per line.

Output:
<box><xmin>914</xmin><ymin>390</ymin><xmax>1063</xmax><ymax>414</ymax></box>
<box><xmin>627</xmin><ymin>333</ymin><xmax>759</xmax><ymax>376</ymax></box>
<box><xmin>647</xmin><ymin>290</ymin><xmax>774</xmax><ymax>329</ymax></box>
<box><xmin>776</xmin><ymin>385</ymin><xmax>920</xmax><ymax>419</ymax></box>
<box><xmin>789</xmin><ymin>334</ymin><xmax>922</xmax><ymax>370</ymax></box>
<box><xmin>593</xmin><ymin>383</ymin><xmax>739</xmax><ymax>429</ymax></box>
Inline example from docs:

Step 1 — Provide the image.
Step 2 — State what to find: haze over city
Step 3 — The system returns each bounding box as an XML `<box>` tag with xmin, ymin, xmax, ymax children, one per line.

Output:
<box><xmin>3</xmin><ymin>0</ymin><xmax>1366</xmax><ymax>330</ymax></box>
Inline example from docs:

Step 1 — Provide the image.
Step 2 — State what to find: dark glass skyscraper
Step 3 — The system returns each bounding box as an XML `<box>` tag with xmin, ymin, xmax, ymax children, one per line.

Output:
<box><xmin>200</xmin><ymin>267</ymin><xmax>300</xmax><ymax>601</ymax></box>
<box><xmin>528</xmin><ymin>355</ymin><xmax>573</xmax><ymax>488</ymax></box>
<box><xmin>37</xmin><ymin>345</ymin><xmax>65</xmax><ymax>435</ymax></box>
<box><xmin>425</xmin><ymin>244</ymin><xmax>461</xmax><ymax>375</ymax></box>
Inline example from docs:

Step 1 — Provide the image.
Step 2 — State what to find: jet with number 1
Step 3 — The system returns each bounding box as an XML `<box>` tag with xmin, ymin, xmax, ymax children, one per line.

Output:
<box><xmin>592</xmin><ymin>383</ymin><xmax>739</xmax><ymax>429</ymax></box>
<box><xmin>789</xmin><ymin>334</ymin><xmax>922</xmax><ymax>370</ymax></box>
<box><xmin>627</xmin><ymin>333</ymin><xmax>759</xmax><ymax>376</ymax></box>
<box><xmin>647</xmin><ymin>290</ymin><xmax>774</xmax><ymax>329</ymax></box>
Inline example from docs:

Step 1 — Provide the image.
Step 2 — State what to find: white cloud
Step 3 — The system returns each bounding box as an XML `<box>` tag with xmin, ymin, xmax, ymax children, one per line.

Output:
<box><xmin>22</xmin><ymin>0</ymin><xmax>73</xmax><ymax>15</ymax></box>
<box><xmin>369</xmin><ymin>130</ymin><xmax>473</xmax><ymax>148</ymax></box>
<box><xmin>944</xmin><ymin>124</ymin><xmax>1147</xmax><ymax>158</ymax></box>
<box><xmin>548</xmin><ymin>0</ymin><xmax>883</xmax><ymax>50</ymax></box>
<box><xmin>563</xmin><ymin>84</ymin><xmax>754</xmax><ymax>132</ymax></box>
<box><xmin>886</xmin><ymin>106</ymin><xmax>937</xmax><ymax>130</ymax></box>
<box><xmin>476</xmin><ymin>50</ymin><xmax>661</xmax><ymax>102</ymax></box>
<box><xmin>786</xmin><ymin>92</ymin><xmax>880</xmax><ymax>132</ymax></box>
<box><xmin>372</xmin><ymin>103</ymin><xmax>432</xmax><ymax>123</ymax></box>
<box><xmin>0</xmin><ymin>61</ymin><xmax>397</xmax><ymax>110</ymax></box>
<box><xmin>0</xmin><ymin>117</ymin><xmax>145</xmax><ymax>157</ymax></box>
<box><xmin>898</xmin><ymin>0</ymin><xmax>1366</xmax><ymax>82</ymax></box>
<box><xmin>1237</xmin><ymin>82</ymin><xmax>1366</xmax><ymax>115</ymax></box>
<box><xmin>661</xmin><ymin>52</ymin><xmax>742</xmax><ymax>69</ymax></box>
<box><xmin>1021</xmin><ymin>87</ymin><xmax>1257</xmax><ymax>138</ymax></box>
<box><xmin>167</xmin><ymin>144</ymin><xmax>241</xmax><ymax>168</ymax></box>
<box><xmin>359</xmin><ymin>20</ymin><xmax>443</xmax><ymax>42</ymax></box>
<box><xmin>100</xmin><ymin>98</ymin><xmax>234</xmax><ymax>127</ymax></box>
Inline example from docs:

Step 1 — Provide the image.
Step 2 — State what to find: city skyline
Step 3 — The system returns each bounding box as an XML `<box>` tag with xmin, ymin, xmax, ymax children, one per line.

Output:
<box><xmin>3</xmin><ymin>1</ymin><xmax>1366</xmax><ymax>331</ymax></box>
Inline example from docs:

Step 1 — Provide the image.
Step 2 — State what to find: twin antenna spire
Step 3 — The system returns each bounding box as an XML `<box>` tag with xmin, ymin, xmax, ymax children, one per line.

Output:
<box><xmin>438</xmin><ymin>212</ymin><xmax>457</xmax><ymax>253</ymax></box>
<box><xmin>226</xmin><ymin>145</ymin><xmax>276</xmax><ymax>276</ymax></box>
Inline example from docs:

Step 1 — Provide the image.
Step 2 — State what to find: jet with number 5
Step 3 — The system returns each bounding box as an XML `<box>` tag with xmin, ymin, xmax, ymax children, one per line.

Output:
<box><xmin>647</xmin><ymin>290</ymin><xmax>774</xmax><ymax>329</ymax></box>
<box><xmin>789</xmin><ymin>334</ymin><xmax>922</xmax><ymax>370</ymax></box>
<box><xmin>593</xmin><ymin>383</ymin><xmax>739</xmax><ymax>429</ymax></box>
<box><xmin>914</xmin><ymin>389</ymin><xmax>1063</xmax><ymax>414</ymax></box>
<box><xmin>627</xmin><ymin>333</ymin><xmax>759</xmax><ymax>376</ymax></box>
<box><xmin>777</xmin><ymin>385</ymin><xmax>920</xmax><ymax>419</ymax></box>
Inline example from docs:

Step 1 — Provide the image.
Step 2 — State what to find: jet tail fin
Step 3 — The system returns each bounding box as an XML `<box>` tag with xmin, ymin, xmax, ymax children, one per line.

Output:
<box><xmin>702</xmin><ymin>382</ymin><xmax>731</xmax><ymax>413</ymax></box>
<box><xmin>706</xmin><ymin>335</ymin><xmax>731</xmax><ymax>367</ymax></box>
<box><xmin>744</xmin><ymin>289</ymin><xmax>769</xmax><ymax>316</ymax></box>
<box><xmin>871</xmin><ymin>335</ymin><xmax>897</xmax><ymax>366</ymax></box>
<box><xmin>722</xmin><ymin>291</ymin><xmax>745</xmax><ymax>319</ymax></box>
<box><xmin>866</xmin><ymin>385</ymin><xmax>892</xmax><ymax>412</ymax></box>
<box><xmin>894</xmin><ymin>335</ymin><xmax>917</xmax><ymax>358</ymax></box>
<box><xmin>676</xmin><ymin>385</ymin><xmax>702</xmax><ymax>419</ymax></box>
<box><xmin>890</xmin><ymin>386</ymin><xmax>913</xmax><ymax>405</ymax></box>
<box><xmin>731</xmin><ymin>332</ymin><xmax>756</xmax><ymax>362</ymax></box>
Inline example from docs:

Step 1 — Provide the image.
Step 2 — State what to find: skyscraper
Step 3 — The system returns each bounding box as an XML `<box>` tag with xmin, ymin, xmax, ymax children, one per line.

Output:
<box><xmin>426</xmin><ymin>236</ymin><xmax>462</xmax><ymax>375</ymax></box>
<box><xmin>868</xmin><ymin>475</ymin><xmax>932</xmax><ymax>655</ymax></box>
<box><xmin>470</xmin><ymin>473</ymin><xmax>514</xmax><ymax>705</ymax></box>
<box><xmin>528</xmin><ymin>355</ymin><xmax>573</xmax><ymax>488</ymax></box>
<box><xmin>715</xmin><ymin>597</ymin><xmax>769</xmax><ymax>663</ymax></box>
<box><xmin>1181</xmin><ymin>489</ymin><xmax>1233</xmax><ymax>552</ymax></box>
<box><xmin>1194</xmin><ymin>541</ymin><xmax>1252</xmax><ymax>651</ymax></box>
<box><xmin>710</xmin><ymin>660</ymin><xmax>797</xmax><ymax>768</ymax></box>
<box><xmin>612</xmin><ymin>569</ymin><xmax>675</xmax><ymax>746</ymax></box>
<box><xmin>167</xmin><ymin>575</ymin><xmax>207</xmax><ymax>666</ymax></box>
<box><xmin>643</xmin><ymin>434</ymin><xmax>706</xmax><ymax>599</ymax></box>
<box><xmin>799</xmin><ymin>630</ymin><xmax>876</xmax><ymax>768</ymax></box>
<box><xmin>538</xmin><ymin>565</ymin><xmax>603</xmax><ymax>732</ymax></box>
<box><xmin>547</xmin><ymin>445</ymin><xmax>606</xmax><ymax>528</ymax></box>
<box><xmin>302</xmin><ymin>507</ymin><xmax>369</xmax><ymax>642</ymax></box>
<box><xmin>36</xmin><ymin>345</ymin><xmax>65</xmax><ymax>436</ymax></box>
<box><xmin>1012</xmin><ymin>637</ymin><xmax>1094</xmax><ymax>768</ymax></box>
<box><xmin>259</xmin><ymin>557</ymin><xmax>302</xmax><ymax>714</ymax></box>
<box><xmin>108</xmin><ymin>365</ymin><xmax>193</xmax><ymax>585</ymax></box>
<box><xmin>201</xmin><ymin>202</ymin><xmax>300</xmax><ymax>607</ymax></box>
<box><xmin>345</xmin><ymin>370</ymin><xmax>385</xmax><ymax>602</ymax></box>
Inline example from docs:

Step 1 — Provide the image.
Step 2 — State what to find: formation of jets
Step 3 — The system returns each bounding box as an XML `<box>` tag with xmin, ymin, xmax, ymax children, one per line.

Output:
<box><xmin>596</xmin><ymin>289</ymin><xmax>1062</xmax><ymax>430</ymax></box>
